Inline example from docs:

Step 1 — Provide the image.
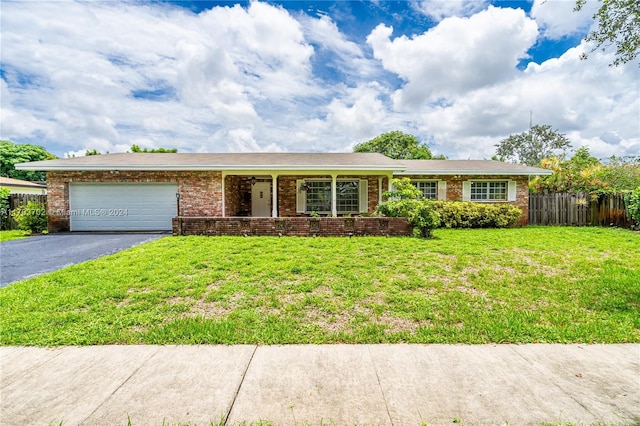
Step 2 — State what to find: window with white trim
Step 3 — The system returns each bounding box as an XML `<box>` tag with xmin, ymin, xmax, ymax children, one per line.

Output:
<box><xmin>412</xmin><ymin>181</ymin><xmax>438</xmax><ymax>200</ymax></box>
<box><xmin>470</xmin><ymin>181</ymin><xmax>507</xmax><ymax>201</ymax></box>
<box><xmin>336</xmin><ymin>181</ymin><xmax>359</xmax><ymax>212</ymax></box>
<box><xmin>305</xmin><ymin>181</ymin><xmax>332</xmax><ymax>213</ymax></box>
<box><xmin>302</xmin><ymin>179</ymin><xmax>362</xmax><ymax>213</ymax></box>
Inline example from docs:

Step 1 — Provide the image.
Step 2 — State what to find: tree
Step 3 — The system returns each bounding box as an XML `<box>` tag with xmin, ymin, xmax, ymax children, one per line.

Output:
<box><xmin>575</xmin><ymin>0</ymin><xmax>640</xmax><ymax>67</ymax></box>
<box><xmin>130</xmin><ymin>144</ymin><xmax>178</xmax><ymax>153</ymax></box>
<box><xmin>530</xmin><ymin>147</ymin><xmax>640</xmax><ymax>194</ymax></box>
<box><xmin>0</xmin><ymin>140</ymin><xmax>57</xmax><ymax>182</ymax></box>
<box><xmin>495</xmin><ymin>125</ymin><xmax>572</xmax><ymax>167</ymax></box>
<box><xmin>85</xmin><ymin>149</ymin><xmax>101</xmax><ymax>156</ymax></box>
<box><xmin>354</xmin><ymin>131</ymin><xmax>439</xmax><ymax>159</ymax></box>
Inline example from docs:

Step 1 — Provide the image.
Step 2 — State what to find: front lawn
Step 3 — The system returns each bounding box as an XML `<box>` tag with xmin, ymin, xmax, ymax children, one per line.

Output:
<box><xmin>0</xmin><ymin>230</ymin><xmax>30</xmax><ymax>242</ymax></box>
<box><xmin>1</xmin><ymin>227</ymin><xmax>638</xmax><ymax>345</ymax></box>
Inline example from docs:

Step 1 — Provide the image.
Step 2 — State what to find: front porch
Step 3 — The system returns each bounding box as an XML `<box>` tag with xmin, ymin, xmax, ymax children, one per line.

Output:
<box><xmin>172</xmin><ymin>216</ymin><xmax>411</xmax><ymax>237</ymax></box>
<box><xmin>222</xmin><ymin>173</ymin><xmax>390</xmax><ymax>218</ymax></box>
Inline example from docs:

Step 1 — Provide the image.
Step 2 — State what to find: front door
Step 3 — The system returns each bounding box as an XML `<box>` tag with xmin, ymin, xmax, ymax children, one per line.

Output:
<box><xmin>251</xmin><ymin>181</ymin><xmax>271</xmax><ymax>217</ymax></box>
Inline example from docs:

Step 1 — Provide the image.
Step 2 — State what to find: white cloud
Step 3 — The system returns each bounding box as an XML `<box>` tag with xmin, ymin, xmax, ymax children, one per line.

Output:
<box><xmin>0</xmin><ymin>1</ymin><xmax>637</xmax><ymax>162</ymax></box>
<box><xmin>0</xmin><ymin>1</ymin><xmax>317</xmax><ymax>153</ymax></box>
<box><xmin>530</xmin><ymin>0</ymin><xmax>597</xmax><ymax>40</ymax></box>
<box><xmin>367</xmin><ymin>6</ymin><xmax>539</xmax><ymax>109</ymax></box>
<box><xmin>418</xmin><ymin>42</ymin><xmax>640</xmax><ymax>159</ymax></box>
<box><xmin>413</xmin><ymin>0</ymin><xmax>490</xmax><ymax>22</ymax></box>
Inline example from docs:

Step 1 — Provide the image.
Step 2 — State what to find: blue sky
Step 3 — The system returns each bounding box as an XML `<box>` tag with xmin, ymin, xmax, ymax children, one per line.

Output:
<box><xmin>1</xmin><ymin>0</ymin><xmax>638</xmax><ymax>159</ymax></box>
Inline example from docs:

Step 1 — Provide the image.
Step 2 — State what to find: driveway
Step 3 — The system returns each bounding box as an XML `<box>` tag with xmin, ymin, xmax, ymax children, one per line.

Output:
<box><xmin>0</xmin><ymin>233</ymin><xmax>167</xmax><ymax>287</ymax></box>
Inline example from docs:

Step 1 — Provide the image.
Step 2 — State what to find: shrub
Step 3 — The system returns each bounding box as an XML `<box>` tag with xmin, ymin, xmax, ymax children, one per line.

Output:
<box><xmin>0</xmin><ymin>187</ymin><xmax>10</xmax><ymax>230</ymax></box>
<box><xmin>431</xmin><ymin>201</ymin><xmax>522</xmax><ymax>228</ymax></box>
<box><xmin>376</xmin><ymin>198</ymin><xmax>440</xmax><ymax>238</ymax></box>
<box><xmin>11</xmin><ymin>201</ymin><xmax>47</xmax><ymax>233</ymax></box>
<box><xmin>625</xmin><ymin>186</ymin><xmax>640</xmax><ymax>229</ymax></box>
<box><xmin>377</xmin><ymin>178</ymin><xmax>521</xmax><ymax>233</ymax></box>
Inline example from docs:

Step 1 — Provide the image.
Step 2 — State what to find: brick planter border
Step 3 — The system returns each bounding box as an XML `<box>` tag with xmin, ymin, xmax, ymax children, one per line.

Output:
<box><xmin>172</xmin><ymin>217</ymin><xmax>411</xmax><ymax>237</ymax></box>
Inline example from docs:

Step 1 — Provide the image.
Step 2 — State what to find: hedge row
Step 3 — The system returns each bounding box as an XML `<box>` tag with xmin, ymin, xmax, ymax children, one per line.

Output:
<box><xmin>376</xmin><ymin>199</ymin><xmax>522</xmax><ymax>237</ymax></box>
<box><xmin>430</xmin><ymin>201</ymin><xmax>522</xmax><ymax>229</ymax></box>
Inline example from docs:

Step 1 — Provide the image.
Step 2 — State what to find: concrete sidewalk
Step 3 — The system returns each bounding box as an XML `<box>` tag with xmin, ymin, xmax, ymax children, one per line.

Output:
<box><xmin>1</xmin><ymin>344</ymin><xmax>638</xmax><ymax>425</ymax></box>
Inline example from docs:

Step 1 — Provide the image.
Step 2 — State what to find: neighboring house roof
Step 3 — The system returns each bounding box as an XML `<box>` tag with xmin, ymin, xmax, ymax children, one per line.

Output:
<box><xmin>396</xmin><ymin>160</ymin><xmax>552</xmax><ymax>176</ymax></box>
<box><xmin>0</xmin><ymin>176</ymin><xmax>47</xmax><ymax>188</ymax></box>
<box><xmin>15</xmin><ymin>153</ymin><xmax>552</xmax><ymax>176</ymax></box>
<box><xmin>15</xmin><ymin>153</ymin><xmax>404</xmax><ymax>172</ymax></box>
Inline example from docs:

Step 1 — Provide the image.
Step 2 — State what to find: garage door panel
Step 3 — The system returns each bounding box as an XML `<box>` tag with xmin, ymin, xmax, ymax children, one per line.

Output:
<box><xmin>69</xmin><ymin>183</ymin><xmax>178</xmax><ymax>231</ymax></box>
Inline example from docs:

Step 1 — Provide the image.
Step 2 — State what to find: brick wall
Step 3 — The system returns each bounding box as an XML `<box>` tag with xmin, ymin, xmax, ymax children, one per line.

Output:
<box><xmin>278</xmin><ymin>175</ymin><xmax>386</xmax><ymax>217</ymax></box>
<box><xmin>45</xmin><ymin>169</ymin><xmax>530</xmax><ymax>232</ymax></box>
<box><xmin>173</xmin><ymin>217</ymin><xmax>411</xmax><ymax>237</ymax></box>
<box><xmin>400</xmin><ymin>175</ymin><xmax>530</xmax><ymax>225</ymax></box>
<box><xmin>46</xmin><ymin>170</ymin><xmax>223</xmax><ymax>232</ymax></box>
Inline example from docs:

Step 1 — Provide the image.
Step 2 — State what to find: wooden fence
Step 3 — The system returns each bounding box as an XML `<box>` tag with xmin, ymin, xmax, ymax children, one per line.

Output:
<box><xmin>1</xmin><ymin>194</ymin><xmax>47</xmax><ymax>230</ymax></box>
<box><xmin>529</xmin><ymin>192</ymin><xmax>632</xmax><ymax>227</ymax></box>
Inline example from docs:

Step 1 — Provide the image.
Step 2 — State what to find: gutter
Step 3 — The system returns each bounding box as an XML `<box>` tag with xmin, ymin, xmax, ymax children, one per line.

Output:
<box><xmin>394</xmin><ymin>170</ymin><xmax>553</xmax><ymax>176</ymax></box>
<box><xmin>15</xmin><ymin>164</ymin><xmax>406</xmax><ymax>172</ymax></box>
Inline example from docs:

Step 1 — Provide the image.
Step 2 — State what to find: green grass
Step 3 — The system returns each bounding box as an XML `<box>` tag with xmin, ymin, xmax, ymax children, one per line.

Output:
<box><xmin>0</xmin><ymin>229</ymin><xmax>30</xmax><ymax>242</ymax></box>
<box><xmin>1</xmin><ymin>227</ymin><xmax>638</xmax><ymax>346</ymax></box>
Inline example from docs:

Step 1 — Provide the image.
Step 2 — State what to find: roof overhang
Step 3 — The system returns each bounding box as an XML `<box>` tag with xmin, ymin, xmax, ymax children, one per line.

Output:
<box><xmin>395</xmin><ymin>169</ymin><xmax>553</xmax><ymax>176</ymax></box>
<box><xmin>16</xmin><ymin>163</ymin><xmax>403</xmax><ymax>173</ymax></box>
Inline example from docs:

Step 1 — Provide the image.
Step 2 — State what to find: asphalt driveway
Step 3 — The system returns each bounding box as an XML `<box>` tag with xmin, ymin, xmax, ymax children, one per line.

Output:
<box><xmin>0</xmin><ymin>233</ymin><xmax>167</xmax><ymax>287</ymax></box>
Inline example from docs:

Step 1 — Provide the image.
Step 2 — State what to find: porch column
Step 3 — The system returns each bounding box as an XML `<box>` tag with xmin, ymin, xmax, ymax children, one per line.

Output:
<box><xmin>221</xmin><ymin>172</ymin><xmax>226</xmax><ymax>218</ymax></box>
<box><xmin>271</xmin><ymin>174</ymin><xmax>278</xmax><ymax>217</ymax></box>
<box><xmin>331</xmin><ymin>174</ymin><xmax>338</xmax><ymax>217</ymax></box>
<box><xmin>378</xmin><ymin>177</ymin><xmax>383</xmax><ymax>203</ymax></box>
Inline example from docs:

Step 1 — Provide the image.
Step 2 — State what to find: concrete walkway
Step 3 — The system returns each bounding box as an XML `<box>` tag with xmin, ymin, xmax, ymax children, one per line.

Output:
<box><xmin>1</xmin><ymin>344</ymin><xmax>638</xmax><ymax>425</ymax></box>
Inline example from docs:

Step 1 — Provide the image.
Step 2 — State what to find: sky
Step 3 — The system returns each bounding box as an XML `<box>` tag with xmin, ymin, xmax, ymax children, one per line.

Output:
<box><xmin>1</xmin><ymin>0</ymin><xmax>638</xmax><ymax>160</ymax></box>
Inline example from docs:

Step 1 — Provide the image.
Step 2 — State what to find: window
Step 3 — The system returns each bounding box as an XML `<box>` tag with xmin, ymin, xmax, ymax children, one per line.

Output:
<box><xmin>413</xmin><ymin>181</ymin><xmax>438</xmax><ymax>200</ymax></box>
<box><xmin>299</xmin><ymin>179</ymin><xmax>364</xmax><ymax>214</ymax></box>
<box><xmin>470</xmin><ymin>181</ymin><xmax>507</xmax><ymax>201</ymax></box>
<box><xmin>305</xmin><ymin>181</ymin><xmax>332</xmax><ymax>213</ymax></box>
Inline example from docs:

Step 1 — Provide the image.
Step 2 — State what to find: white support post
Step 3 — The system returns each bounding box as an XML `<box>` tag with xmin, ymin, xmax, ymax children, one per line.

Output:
<box><xmin>378</xmin><ymin>177</ymin><xmax>383</xmax><ymax>203</ymax></box>
<box><xmin>331</xmin><ymin>174</ymin><xmax>338</xmax><ymax>217</ymax></box>
<box><xmin>271</xmin><ymin>174</ymin><xmax>278</xmax><ymax>217</ymax></box>
<box><xmin>221</xmin><ymin>172</ymin><xmax>226</xmax><ymax>217</ymax></box>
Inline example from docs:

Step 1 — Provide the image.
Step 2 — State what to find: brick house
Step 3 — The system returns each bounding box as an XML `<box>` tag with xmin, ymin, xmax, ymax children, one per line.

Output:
<box><xmin>16</xmin><ymin>153</ymin><xmax>550</xmax><ymax>234</ymax></box>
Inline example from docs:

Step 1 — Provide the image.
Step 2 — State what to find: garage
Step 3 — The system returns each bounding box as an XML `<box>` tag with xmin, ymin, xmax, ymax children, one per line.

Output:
<box><xmin>69</xmin><ymin>183</ymin><xmax>178</xmax><ymax>231</ymax></box>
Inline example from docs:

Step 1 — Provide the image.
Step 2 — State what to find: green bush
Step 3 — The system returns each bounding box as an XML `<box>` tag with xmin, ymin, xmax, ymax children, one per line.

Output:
<box><xmin>0</xmin><ymin>187</ymin><xmax>10</xmax><ymax>230</ymax></box>
<box><xmin>625</xmin><ymin>186</ymin><xmax>640</xmax><ymax>229</ymax></box>
<box><xmin>11</xmin><ymin>201</ymin><xmax>48</xmax><ymax>233</ymax></box>
<box><xmin>376</xmin><ymin>198</ymin><xmax>441</xmax><ymax>238</ymax></box>
<box><xmin>377</xmin><ymin>178</ymin><xmax>521</xmax><ymax>233</ymax></box>
<box><xmin>431</xmin><ymin>201</ymin><xmax>522</xmax><ymax>228</ymax></box>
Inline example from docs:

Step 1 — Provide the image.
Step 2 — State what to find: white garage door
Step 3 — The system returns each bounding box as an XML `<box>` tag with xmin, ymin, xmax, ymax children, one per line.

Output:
<box><xmin>69</xmin><ymin>183</ymin><xmax>178</xmax><ymax>231</ymax></box>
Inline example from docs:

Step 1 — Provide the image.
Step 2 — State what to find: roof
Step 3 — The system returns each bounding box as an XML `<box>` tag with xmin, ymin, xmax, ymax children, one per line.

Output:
<box><xmin>15</xmin><ymin>153</ymin><xmax>552</xmax><ymax>176</ymax></box>
<box><xmin>396</xmin><ymin>160</ymin><xmax>552</xmax><ymax>176</ymax></box>
<box><xmin>15</xmin><ymin>153</ymin><xmax>403</xmax><ymax>172</ymax></box>
<box><xmin>0</xmin><ymin>176</ymin><xmax>47</xmax><ymax>188</ymax></box>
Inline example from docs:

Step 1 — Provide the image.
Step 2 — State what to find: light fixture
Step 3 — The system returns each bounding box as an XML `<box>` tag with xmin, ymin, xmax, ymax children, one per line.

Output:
<box><xmin>250</xmin><ymin>176</ymin><xmax>256</xmax><ymax>186</ymax></box>
<box><xmin>175</xmin><ymin>192</ymin><xmax>180</xmax><ymax>200</ymax></box>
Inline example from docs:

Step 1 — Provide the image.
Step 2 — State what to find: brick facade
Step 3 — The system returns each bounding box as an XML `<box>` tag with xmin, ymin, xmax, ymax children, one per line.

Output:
<box><xmin>401</xmin><ymin>174</ymin><xmax>530</xmax><ymax>225</ymax></box>
<box><xmin>44</xmin><ymin>169</ymin><xmax>530</xmax><ymax>232</ymax></box>
<box><xmin>277</xmin><ymin>175</ymin><xmax>387</xmax><ymax>217</ymax></box>
<box><xmin>173</xmin><ymin>217</ymin><xmax>411</xmax><ymax>237</ymax></box>
<box><xmin>46</xmin><ymin>170</ymin><xmax>222</xmax><ymax>232</ymax></box>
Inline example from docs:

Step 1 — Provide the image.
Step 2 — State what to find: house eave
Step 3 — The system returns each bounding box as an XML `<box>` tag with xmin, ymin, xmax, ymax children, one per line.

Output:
<box><xmin>395</xmin><ymin>170</ymin><xmax>553</xmax><ymax>176</ymax></box>
<box><xmin>16</xmin><ymin>164</ymin><xmax>404</xmax><ymax>173</ymax></box>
